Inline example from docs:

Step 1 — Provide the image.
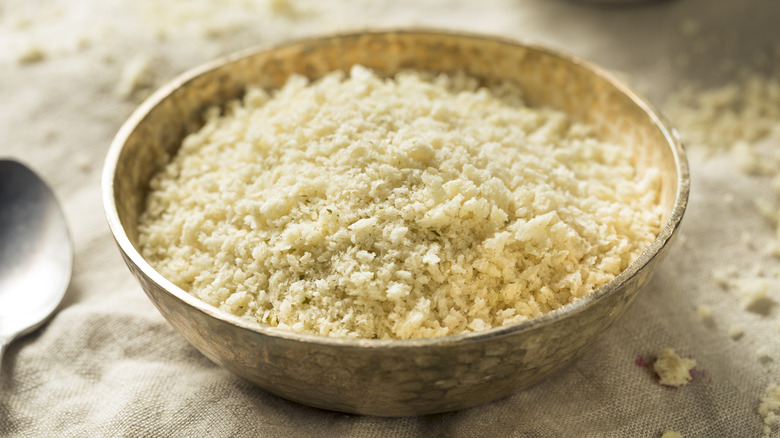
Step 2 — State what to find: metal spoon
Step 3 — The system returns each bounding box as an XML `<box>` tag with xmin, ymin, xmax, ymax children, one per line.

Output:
<box><xmin>0</xmin><ymin>159</ymin><xmax>72</xmax><ymax>369</ymax></box>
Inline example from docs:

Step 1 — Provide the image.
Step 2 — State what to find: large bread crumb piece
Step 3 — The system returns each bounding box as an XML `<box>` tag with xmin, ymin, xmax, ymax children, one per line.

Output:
<box><xmin>653</xmin><ymin>348</ymin><xmax>696</xmax><ymax>387</ymax></box>
<box><xmin>138</xmin><ymin>65</ymin><xmax>663</xmax><ymax>339</ymax></box>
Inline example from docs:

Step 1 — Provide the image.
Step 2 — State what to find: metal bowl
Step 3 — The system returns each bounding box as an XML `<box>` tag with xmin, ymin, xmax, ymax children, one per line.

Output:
<box><xmin>102</xmin><ymin>29</ymin><xmax>688</xmax><ymax>416</ymax></box>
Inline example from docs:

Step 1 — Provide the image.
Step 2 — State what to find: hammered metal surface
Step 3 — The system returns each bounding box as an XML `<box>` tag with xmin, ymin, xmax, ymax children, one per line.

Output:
<box><xmin>103</xmin><ymin>30</ymin><xmax>688</xmax><ymax>416</ymax></box>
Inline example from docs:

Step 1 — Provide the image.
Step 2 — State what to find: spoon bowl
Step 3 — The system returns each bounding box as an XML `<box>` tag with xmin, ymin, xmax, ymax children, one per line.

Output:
<box><xmin>0</xmin><ymin>159</ymin><xmax>72</xmax><ymax>368</ymax></box>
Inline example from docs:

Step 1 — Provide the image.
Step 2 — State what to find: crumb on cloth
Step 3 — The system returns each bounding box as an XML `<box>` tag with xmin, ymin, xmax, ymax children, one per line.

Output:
<box><xmin>760</xmin><ymin>383</ymin><xmax>780</xmax><ymax>438</ymax></box>
<box><xmin>652</xmin><ymin>348</ymin><xmax>696</xmax><ymax>387</ymax></box>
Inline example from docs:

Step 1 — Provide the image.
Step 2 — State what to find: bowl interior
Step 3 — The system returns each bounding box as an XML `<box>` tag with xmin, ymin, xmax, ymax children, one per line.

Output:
<box><xmin>110</xmin><ymin>30</ymin><xmax>684</xmax><ymax>254</ymax></box>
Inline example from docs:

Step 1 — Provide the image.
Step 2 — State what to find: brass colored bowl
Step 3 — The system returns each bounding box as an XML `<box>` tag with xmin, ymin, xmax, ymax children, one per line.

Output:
<box><xmin>102</xmin><ymin>30</ymin><xmax>688</xmax><ymax>416</ymax></box>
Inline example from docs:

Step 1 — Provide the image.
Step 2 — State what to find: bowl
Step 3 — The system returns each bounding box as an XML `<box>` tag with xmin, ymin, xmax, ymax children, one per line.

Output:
<box><xmin>102</xmin><ymin>29</ymin><xmax>688</xmax><ymax>416</ymax></box>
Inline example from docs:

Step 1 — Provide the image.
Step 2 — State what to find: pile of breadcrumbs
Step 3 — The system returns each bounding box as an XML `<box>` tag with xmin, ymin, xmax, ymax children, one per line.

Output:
<box><xmin>138</xmin><ymin>65</ymin><xmax>662</xmax><ymax>339</ymax></box>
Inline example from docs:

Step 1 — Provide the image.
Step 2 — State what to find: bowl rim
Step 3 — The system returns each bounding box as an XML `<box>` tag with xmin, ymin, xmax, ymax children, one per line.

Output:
<box><xmin>102</xmin><ymin>28</ymin><xmax>689</xmax><ymax>349</ymax></box>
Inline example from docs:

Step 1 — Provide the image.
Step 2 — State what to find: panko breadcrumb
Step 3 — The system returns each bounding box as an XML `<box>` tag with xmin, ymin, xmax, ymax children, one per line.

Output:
<box><xmin>653</xmin><ymin>348</ymin><xmax>696</xmax><ymax>387</ymax></box>
<box><xmin>138</xmin><ymin>65</ymin><xmax>662</xmax><ymax>339</ymax></box>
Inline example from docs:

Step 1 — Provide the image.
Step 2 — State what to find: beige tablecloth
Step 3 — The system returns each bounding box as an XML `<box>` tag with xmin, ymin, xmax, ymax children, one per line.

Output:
<box><xmin>2</xmin><ymin>1</ymin><xmax>779</xmax><ymax>436</ymax></box>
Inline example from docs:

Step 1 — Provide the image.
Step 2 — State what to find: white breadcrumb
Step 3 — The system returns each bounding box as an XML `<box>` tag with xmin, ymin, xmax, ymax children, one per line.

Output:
<box><xmin>138</xmin><ymin>66</ymin><xmax>663</xmax><ymax>339</ymax></box>
<box><xmin>138</xmin><ymin>0</ymin><xmax>303</xmax><ymax>40</ymax></box>
<box><xmin>712</xmin><ymin>268</ymin><xmax>777</xmax><ymax>315</ymax></box>
<box><xmin>667</xmin><ymin>74</ymin><xmax>780</xmax><ymax>265</ymax></box>
<box><xmin>269</xmin><ymin>0</ymin><xmax>303</xmax><ymax>17</ymax></box>
<box><xmin>75</xmin><ymin>154</ymin><xmax>92</xmax><ymax>173</ymax></box>
<box><xmin>740</xmin><ymin>277</ymin><xmax>775</xmax><ymax>315</ymax></box>
<box><xmin>653</xmin><ymin>348</ymin><xmax>696</xmax><ymax>387</ymax></box>
<box><xmin>754</xmin><ymin>198</ymin><xmax>779</xmax><ymax>225</ymax></box>
<box><xmin>17</xmin><ymin>45</ymin><xmax>46</xmax><ymax>64</ymax></box>
<box><xmin>115</xmin><ymin>54</ymin><xmax>153</xmax><ymax>99</ymax></box>
<box><xmin>712</xmin><ymin>265</ymin><xmax>737</xmax><ymax>288</ymax></box>
<box><xmin>760</xmin><ymin>383</ymin><xmax>780</xmax><ymax>438</ymax></box>
<box><xmin>696</xmin><ymin>305</ymin><xmax>713</xmax><ymax>323</ymax></box>
<box><xmin>757</xmin><ymin>346</ymin><xmax>773</xmax><ymax>363</ymax></box>
<box><xmin>665</xmin><ymin>75</ymin><xmax>780</xmax><ymax>155</ymax></box>
<box><xmin>728</xmin><ymin>323</ymin><xmax>745</xmax><ymax>340</ymax></box>
<box><xmin>733</xmin><ymin>140</ymin><xmax>771</xmax><ymax>176</ymax></box>
<box><xmin>768</xmin><ymin>241</ymin><xmax>780</xmax><ymax>259</ymax></box>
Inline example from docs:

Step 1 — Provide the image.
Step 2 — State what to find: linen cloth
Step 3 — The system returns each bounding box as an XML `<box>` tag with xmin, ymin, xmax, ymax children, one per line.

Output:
<box><xmin>1</xmin><ymin>0</ymin><xmax>778</xmax><ymax>436</ymax></box>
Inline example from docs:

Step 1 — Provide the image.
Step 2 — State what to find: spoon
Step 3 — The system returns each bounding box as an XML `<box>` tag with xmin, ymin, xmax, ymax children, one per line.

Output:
<box><xmin>0</xmin><ymin>159</ymin><xmax>72</xmax><ymax>370</ymax></box>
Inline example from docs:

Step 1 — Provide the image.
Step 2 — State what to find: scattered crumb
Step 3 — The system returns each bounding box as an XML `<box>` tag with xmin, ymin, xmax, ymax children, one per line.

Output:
<box><xmin>138</xmin><ymin>0</ymin><xmax>303</xmax><ymax>40</ymax></box>
<box><xmin>75</xmin><ymin>154</ymin><xmax>92</xmax><ymax>173</ymax></box>
<box><xmin>728</xmin><ymin>323</ymin><xmax>745</xmax><ymax>340</ymax></box>
<box><xmin>740</xmin><ymin>278</ymin><xmax>775</xmax><ymax>315</ymax></box>
<box><xmin>741</xmin><ymin>232</ymin><xmax>755</xmax><ymax>249</ymax></box>
<box><xmin>712</xmin><ymin>267</ymin><xmax>777</xmax><ymax>315</ymax></box>
<box><xmin>664</xmin><ymin>75</ymin><xmax>780</xmax><ymax>155</ymax></box>
<box><xmin>772</xmin><ymin>175</ymin><xmax>780</xmax><ymax>196</ymax></box>
<box><xmin>754</xmin><ymin>198</ymin><xmax>779</xmax><ymax>225</ymax></box>
<box><xmin>12</xmin><ymin>16</ymin><xmax>33</xmax><ymax>31</ymax></box>
<box><xmin>653</xmin><ymin>348</ymin><xmax>696</xmax><ymax>387</ymax></box>
<box><xmin>696</xmin><ymin>305</ymin><xmax>713</xmax><ymax>323</ymax></box>
<box><xmin>750</xmin><ymin>265</ymin><xmax>765</xmax><ymax>277</ymax></box>
<box><xmin>661</xmin><ymin>430</ymin><xmax>683</xmax><ymax>438</ymax></box>
<box><xmin>201</xmin><ymin>21</ymin><xmax>243</xmax><ymax>39</ymax></box>
<box><xmin>269</xmin><ymin>0</ymin><xmax>302</xmax><ymax>17</ymax></box>
<box><xmin>667</xmin><ymin>73</ymin><xmax>780</xmax><ymax>276</ymax></box>
<box><xmin>759</xmin><ymin>383</ymin><xmax>780</xmax><ymax>438</ymax></box>
<box><xmin>733</xmin><ymin>140</ymin><xmax>769</xmax><ymax>175</ymax></box>
<box><xmin>711</xmin><ymin>265</ymin><xmax>737</xmax><ymax>288</ymax></box>
<box><xmin>757</xmin><ymin>346</ymin><xmax>773</xmax><ymax>363</ymax></box>
<box><xmin>76</xmin><ymin>34</ymin><xmax>91</xmax><ymax>51</ymax></box>
<box><xmin>115</xmin><ymin>54</ymin><xmax>153</xmax><ymax>99</ymax></box>
<box><xmin>17</xmin><ymin>45</ymin><xmax>46</xmax><ymax>64</ymax></box>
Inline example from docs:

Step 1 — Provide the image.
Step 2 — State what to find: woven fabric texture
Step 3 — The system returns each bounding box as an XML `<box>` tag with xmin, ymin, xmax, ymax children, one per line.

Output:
<box><xmin>1</xmin><ymin>0</ymin><xmax>778</xmax><ymax>436</ymax></box>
